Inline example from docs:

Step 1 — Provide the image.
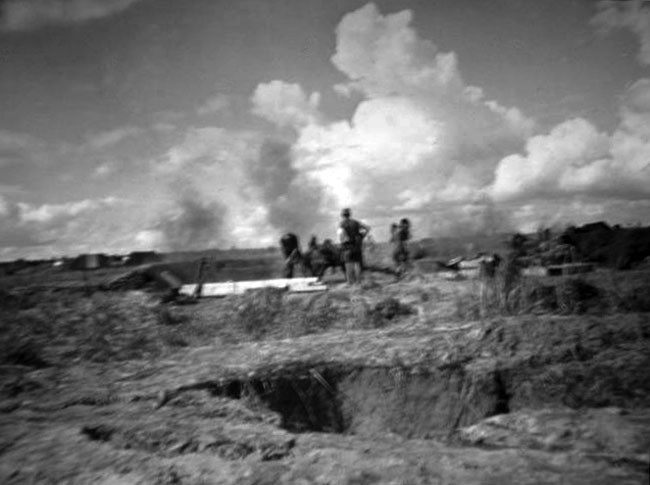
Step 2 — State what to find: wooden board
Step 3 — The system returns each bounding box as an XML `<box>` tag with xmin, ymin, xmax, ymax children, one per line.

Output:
<box><xmin>179</xmin><ymin>277</ymin><xmax>328</xmax><ymax>297</ymax></box>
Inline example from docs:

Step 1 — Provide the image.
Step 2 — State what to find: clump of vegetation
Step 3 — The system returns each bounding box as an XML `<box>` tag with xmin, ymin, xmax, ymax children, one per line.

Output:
<box><xmin>350</xmin><ymin>296</ymin><xmax>414</xmax><ymax>329</ymax></box>
<box><xmin>0</xmin><ymin>290</ymin><xmax>180</xmax><ymax>366</ymax></box>
<box><xmin>372</xmin><ymin>297</ymin><xmax>414</xmax><ymax>321</ymax></box>
<box><xmin>219</xmin><ymin>289</ymin><xmax>417</xmax><ymax>339</ymax></box>
<box><xmin>295</xmin><ymin>293</ymin><xmax>341</xmax><ymax>335</ymax></box>
<box><xmin>452</xmin><ymin>269</ymin><xmax>650</xmax><ymax>321</ymax></box>
<box><xmin>231</xmin><ymin>288</ymin><xmax>285</xmax><ymax>340</ymax></box>
<box><xmin>224</xmin><ymin>288</ymin><xmax>343</xmax><ymax>340</ymax></box>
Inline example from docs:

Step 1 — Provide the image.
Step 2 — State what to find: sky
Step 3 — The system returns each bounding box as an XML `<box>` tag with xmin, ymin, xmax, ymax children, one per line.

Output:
<box><xmin>1</xmin><ymin>0</ymin><xmax>649</xmax><ymax>260</ymax></box>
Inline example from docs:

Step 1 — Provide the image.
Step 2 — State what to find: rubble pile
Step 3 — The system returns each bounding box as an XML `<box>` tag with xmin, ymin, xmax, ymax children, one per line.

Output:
<box><xmin>508</xmin><ymin>221</ymin><xmax>650</xmax><ymax>270</ymax></box>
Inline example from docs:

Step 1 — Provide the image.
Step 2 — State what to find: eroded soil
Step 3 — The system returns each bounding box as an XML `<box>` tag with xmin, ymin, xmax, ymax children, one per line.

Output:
<box><xmin>1</xmin><ymin>272</ymin><xmax>649</xmax><ymax>484</ymax></box>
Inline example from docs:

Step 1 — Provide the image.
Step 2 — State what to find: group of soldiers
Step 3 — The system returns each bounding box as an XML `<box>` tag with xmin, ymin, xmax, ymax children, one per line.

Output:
<box><xmin>280</xmin><ymin>208</ymin><xmax>412</xmax><ymax>285</ymax></box>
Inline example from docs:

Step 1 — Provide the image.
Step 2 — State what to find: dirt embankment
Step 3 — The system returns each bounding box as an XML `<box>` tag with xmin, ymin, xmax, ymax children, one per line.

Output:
<box><xmin>0</xmin><ymin>273</ymin><xmax>649</xmax><ymax>484</ymax></box>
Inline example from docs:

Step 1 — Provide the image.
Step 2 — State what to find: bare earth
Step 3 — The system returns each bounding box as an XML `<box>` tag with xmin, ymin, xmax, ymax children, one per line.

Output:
<box><xmin>1</xmin><ymin>269</ymin><xmax>649</xmax><ymax>484</ymax></box>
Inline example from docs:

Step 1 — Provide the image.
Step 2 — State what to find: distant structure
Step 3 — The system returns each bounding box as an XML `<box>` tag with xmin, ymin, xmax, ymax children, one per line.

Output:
<box><xmin>124</xmin><ymin>251</ymin><xmax>162</xmax><ymax>266</ymax></box>
<box><xmin>69</xmin><ymin>253</ymin><xmax>110</xmax><ymax>271</ymax></box>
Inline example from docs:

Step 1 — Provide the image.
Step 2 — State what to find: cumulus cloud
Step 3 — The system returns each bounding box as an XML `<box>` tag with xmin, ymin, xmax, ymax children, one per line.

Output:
<box><xmin>477</xmin><ymin>3</ymin><xmax>650</xmax><ymax>229</ymax></box>
<box><xmin>592</xmin><ymin>0</ymin><xmax>650</xmax><ymax>65</ymax></box>
<box><xmin>491</xmin><ymin>79</ymin><xmax>650</xmax><ymax>204</ymax></box>
<box><xmin>0</xmin><ymin>194</ymin><xmax>38</xmax><ymax>247</ymax></box>
<box><xmin>287</xmin><ymin>2</ymin><xmax>534</xmax><ymax>235</ymax></box>
<box><xmin>295</xmin><ymin>96</ymin><xmax>444</xmax><ymax>210</ymax></box>
<box><xmin>7</xmin><ymin>1</ymin><xmax>650</xmax><ymax>258</ymax></box>
<box><xmin>17</xmin><ymin>197</ymin><xmax>122</xmax><ymax>224</ymax></box>
<box><xmin>279</xmin><ymin>2</ymin><xmax>650</xmax><ymax>236</ymax></box>
<box><xmin>0</xmin><ymin>195</ymin><xmax>128</xmax><ymax>259</ymax></box>
<box><xmin>491</xmin><ymin>118</ymin><xmax>611</xmax><ymax>201</ymax></box>
<box><xmin>331</xmin><ymin>3</ymin><xmax>464</xmax><ymax>98</ymax></box>
<box><xmin>251</xmin><ymin>80</ymin><xmax>321</xmax><ymax>128</ymax></box>
<box><xmin>0</xmin><ymin>0</ymin><xmax>143</xmax><ymax>32</ymax></box>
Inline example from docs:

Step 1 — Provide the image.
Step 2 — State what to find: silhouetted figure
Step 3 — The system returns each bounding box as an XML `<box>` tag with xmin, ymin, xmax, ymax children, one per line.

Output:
<box><xmin>317</xmin><ymin>239</ymin><xmax>345</xmax><ymax>278</ymax></box>
<box><xmin>308</xmin><ymin>235</ymin><xmax>318</xmax><ymax>252</ymax></box>
<box><xmin>338</xmin><ymin>208</ymin><xmax>370</xmax><ymax>284</ymax></box>
<box><xmin>280</xmin><ymin>233</ymin><xmax>302</xmax><ymax>278</ymax></box>
<box><xmin>392</xmin><ymin>218</ymin><xmax>411</xmax><ymax>275</ymax></box>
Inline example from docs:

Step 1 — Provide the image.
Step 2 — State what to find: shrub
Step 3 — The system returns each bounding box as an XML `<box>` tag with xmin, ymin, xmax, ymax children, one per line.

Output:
<box><xmin>298</xmin><ymin>294</ymin><xmax>340</xmax><ymax>335</ymax></box>
<box><xmin>353</xmin><ymin>296</ymin><xmax>414</xmax><ymax>329</ymax></box>
<box><xmin>555</xmin><ymin>278</ymin><xmax>601</xmax><ymax>314</ymax></box>
<box><xmin>227</xmin><ymin>289</ymin><xmax>343</xmax><ymax>339</ymax></box>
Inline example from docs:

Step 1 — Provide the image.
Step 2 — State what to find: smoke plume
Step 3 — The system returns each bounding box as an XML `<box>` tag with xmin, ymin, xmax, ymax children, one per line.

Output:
<box><xmin>157</xmin><ymin>191</ymin><xmax>226</xmax><ymax>252</ymax></box>
<box><xmin>248</xmin><ymin>139</ymin><xmax>324</xmax><ymax>237</ymax></box>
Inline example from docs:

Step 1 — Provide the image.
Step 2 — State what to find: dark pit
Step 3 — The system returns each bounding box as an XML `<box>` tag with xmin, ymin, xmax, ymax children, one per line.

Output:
<box><xmin>204</xmin><ymin>364</ymin><xmax>512</xmax><ymax>438</ymax></box>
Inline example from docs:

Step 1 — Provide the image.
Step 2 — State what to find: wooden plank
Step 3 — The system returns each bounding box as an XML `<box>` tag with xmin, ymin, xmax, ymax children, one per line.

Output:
<box><xmin>179</xmin><ymin>277</ymin><xmax>327</xmax><ymax>297</ymax></box>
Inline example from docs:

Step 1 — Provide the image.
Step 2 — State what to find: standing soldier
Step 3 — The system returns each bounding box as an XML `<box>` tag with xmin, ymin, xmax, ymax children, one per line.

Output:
<box><xmin>338</xmin><ymin>208</ymin><xmax>370</xmax><ymax>285</ymax></box>
<box><xmin>393</xmin><ymin>218</ymin><xmax>411</xmax><ymax>275</ymax></box>
<box><xmin>279</xmin><ymin>233</ymin><xmax>302</xmax><ymax>279</ymax></box>
<box><xmin>307</xmin><ymin>235</ymin><xmax>318</xmax><ymax>254</ymax></box>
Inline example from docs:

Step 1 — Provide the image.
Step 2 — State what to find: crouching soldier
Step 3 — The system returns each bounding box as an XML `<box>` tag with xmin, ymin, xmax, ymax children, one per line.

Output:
<box><xmin>316</xmin><ymin>238</ymin><xmax>345</xmax><ymax>279</ymax></box>
<box><xmin>280</xmin><ymin>232</ymin><xmax>302</xmax><ymax>279</ymax></box>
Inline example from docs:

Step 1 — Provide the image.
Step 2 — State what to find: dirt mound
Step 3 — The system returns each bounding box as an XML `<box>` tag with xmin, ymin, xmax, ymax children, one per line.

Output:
<box><xmin>1</xmin><ymin>270</ymin><xmax>649</xmax><ymax>484</ymax></box>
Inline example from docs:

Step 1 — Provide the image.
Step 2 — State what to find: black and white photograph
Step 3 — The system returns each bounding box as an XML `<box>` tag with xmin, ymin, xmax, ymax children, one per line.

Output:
<box><xmin>1</xmin><ymin>0</ymin><xmax>649</xmax><ymax>483</ymax></box>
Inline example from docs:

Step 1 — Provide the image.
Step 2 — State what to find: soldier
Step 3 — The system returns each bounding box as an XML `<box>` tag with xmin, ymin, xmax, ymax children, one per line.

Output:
<box><xmin>316</xmin><ymin>238</ymin><xmax>345</xmax><ymax>279</ymax></box>
<box><xmin>477</xmin><ymin>253</ymin><xmax>504</xmax><ymax>314</ymax></box>
<box><xmin>279</xmin><ymin>233</ymin><xmax>301</xmax><ymax>278</ymax></box>
<box><xmin>307</xmin><ymin>235</ymin><xmax>318</xmax><ymax>252</ymax></box>
<box><xmin>338</xmin><ymin>208</ymin><xmax>370</xmax><ymax>285</ymax></box>
<box><xmin>392</xmin><ymin>218</ymin><xmax>411</xmax><ymax>275</ymax></box>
